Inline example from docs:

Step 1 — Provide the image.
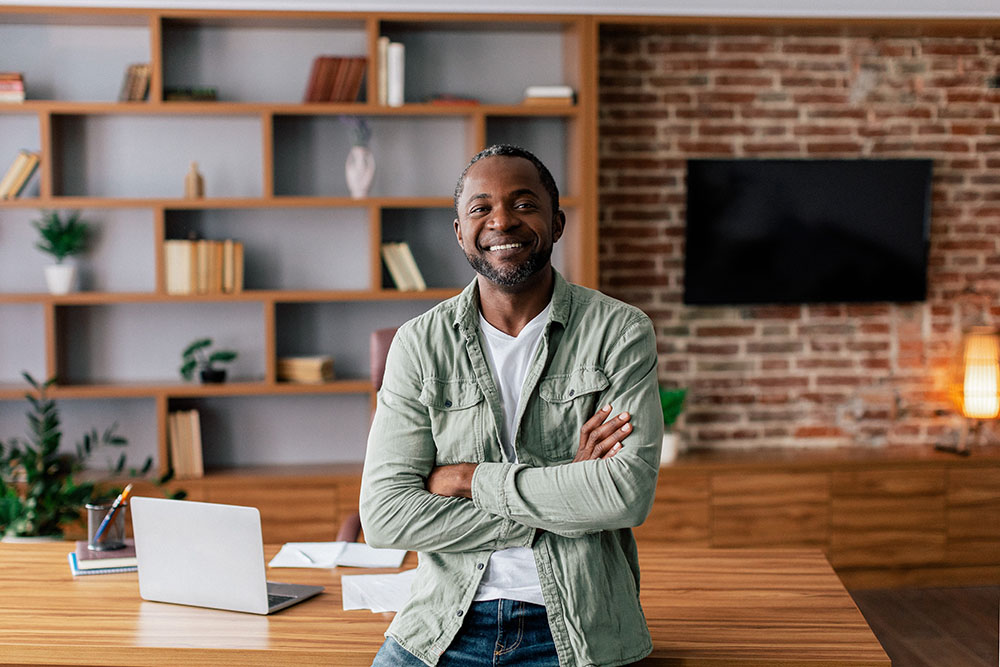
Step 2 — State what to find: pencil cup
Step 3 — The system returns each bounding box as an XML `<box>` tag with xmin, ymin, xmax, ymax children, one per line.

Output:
<box><xmin>86</xmin><ymin>501</ymin><xmax>128</xmax><ymax>551</ymax></box>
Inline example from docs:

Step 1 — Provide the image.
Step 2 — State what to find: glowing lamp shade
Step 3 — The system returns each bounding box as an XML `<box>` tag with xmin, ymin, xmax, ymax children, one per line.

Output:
<box><xmin>961</xmin><ymin>328</ymin><xmax>1000</xmax><ymax>420</ymax></box>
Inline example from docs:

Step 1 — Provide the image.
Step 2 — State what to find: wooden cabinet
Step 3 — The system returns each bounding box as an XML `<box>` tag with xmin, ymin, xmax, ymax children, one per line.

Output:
<box><xmin>648</xmin><ymin>448</ymin><xmax>1000</xmax><ymax>588</ymax></box>
<box><xmin>0</xmin><ymin>9</ymin><xmax>597</xmax><ymax>482</ymax></box>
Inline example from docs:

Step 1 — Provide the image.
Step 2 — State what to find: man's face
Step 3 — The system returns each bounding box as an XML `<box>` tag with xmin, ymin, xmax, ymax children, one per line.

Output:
<box><xmin>453</xmin><ymin>156</ymin><xmax>564</xmax><ymax>290</ymax></box>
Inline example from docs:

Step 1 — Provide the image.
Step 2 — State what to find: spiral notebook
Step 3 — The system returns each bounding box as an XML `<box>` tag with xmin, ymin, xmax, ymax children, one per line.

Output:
<box><xmin>67</xmin><ymin>551</ymin><xmax>137</xmax><ymax>576</ymax></box>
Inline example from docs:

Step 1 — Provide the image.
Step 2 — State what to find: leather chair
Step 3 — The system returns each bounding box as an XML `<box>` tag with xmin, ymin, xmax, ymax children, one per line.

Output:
<box><xmin>336</xmin><ymin>326</ymin><xmax>397</xmax><ymax>543</ymax></box>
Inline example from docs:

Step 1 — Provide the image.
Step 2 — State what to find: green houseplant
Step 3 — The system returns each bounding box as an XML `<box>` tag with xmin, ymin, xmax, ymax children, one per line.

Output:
<box><xmin>0</xmin><ymin>373</ymin><xmax>183</xmax><ymax>539</ymax></box>
<box><xmin>180</xmin><ymin>338</ymin><xmax>238</xmax><ymax>383</ymax></box>
<box><xmin>32</xmin><ymin>210</ymin><xmax>89</xmax><ymax>295</ymax></box>
<box><xmin>659</xmin><ymin>387</ymin><xmax>687</xmax><ymax>466</ymax></box>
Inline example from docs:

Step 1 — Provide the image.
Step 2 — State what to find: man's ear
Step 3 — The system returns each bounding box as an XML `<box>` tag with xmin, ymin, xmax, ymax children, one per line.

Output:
<box><xmin>454</xmin><ymin>218</ymin><xmax>464</xmax><ymax>247</ymax></box>
<box><xmin>552</xmin><ymin>210</ymin><xmax>566</xmax><ymax>243</ymax></box>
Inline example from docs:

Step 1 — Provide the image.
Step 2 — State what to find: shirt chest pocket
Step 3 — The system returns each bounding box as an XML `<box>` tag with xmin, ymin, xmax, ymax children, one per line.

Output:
<box><xmin>418</xmin><ymin>379</ymin><xmax>486</xmax><ymax>464</ymax></box>
<box><xmin>536</xmin><ymin>368</ymin><xmax>609</xmax><ymax>462</ymax></box>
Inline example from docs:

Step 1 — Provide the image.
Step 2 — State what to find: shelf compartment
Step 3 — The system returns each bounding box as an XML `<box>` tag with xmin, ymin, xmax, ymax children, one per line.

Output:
<box><xmin>50</xmin><ymin>114</ymin><xmax>263</xmax><ymax>198</ymax></box>
<box><xmin>485</xmin><ymin>116</ymin><xmax>570</xmax><ymax>195</ymax></box>
<box><xmin>275</xmin><ymin>299</ymin><xmax>443</xmax><ymax>380</ymax></box>
<box><xmin>0</xmin><ymin>396</ymin><xmax>159</xmax><ymax>470</ymax></box>
<box><xmin>380</xmin><ymin>207</ymin><xmax>474</xmax><ymax>290</ymax></box>
<box><xmin>272</xmin><ymin>114</ymin><xmax>469</xmax><ymax>198</ymax></box>
<box><xmin>1</xmin><ymin>208</ymin><xmax>156</xmax><ymax>295</ymax></box>
<box><xmin>168</xmin><ymin>393</ymin><xmax>372</xmax><ymax>467</ymax></box>
<box><xmin>0</xmin><ymin>304</ymin><xmax>45</xmax><ymax>385</ymax></box>
<box><xmin>161</xmin><ymin>16</ymin><xmax>368</xmax><ymax>104</ymax></box>
<box><xmin>165</xmin><ymin>207</ymin><xmax>370</xmax><ymax>291</ymax></box>
<box><xmin>379</xmin><ymin>18</ymin><xmax>581</xmax><ymax>106</ymax></box>
<box><xmin>0</xmin><ymin>18</ymin><xmax>150</xmax><ymax>103</ymax></box>
<box><xmin>54</xmin><ymin>302</ymin><xmax>266</xmax><ymax>386</ymax></box>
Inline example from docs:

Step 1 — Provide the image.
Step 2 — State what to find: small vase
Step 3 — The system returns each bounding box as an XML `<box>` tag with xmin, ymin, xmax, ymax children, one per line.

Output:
<box><xmin>44</xmin><ymin>263</ymin><xmax>77</xmax><ymax>295</ymax></box>
<box><xmin>345</xmin><ymin>145</ymin><xmax>375</xmax><ymax>199</ymax></box>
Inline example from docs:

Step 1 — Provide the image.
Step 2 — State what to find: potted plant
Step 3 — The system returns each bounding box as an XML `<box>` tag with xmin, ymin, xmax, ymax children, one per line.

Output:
<box><xmin>340</xmin><ymin>115</ymin><xmax>374</xmax><ymax>199</ymax></box>
<box><xmin>32</xmin><ymin>210</ymin><xmax>89</xmax><ymax>295</ymax></box>
<box><xmin>0</xmin><ymin>373</ymin><xmax>183</xmax><ymax>540</ymax></box>
<box><xmin>180</xmin><ymin>337</ymin><xmax>238</xmax><ymax>383</ymax></box>
<box><xmin>659</xmin><ymin>387</ymin><xmax>687</xmax><ymax>466</ymax></box>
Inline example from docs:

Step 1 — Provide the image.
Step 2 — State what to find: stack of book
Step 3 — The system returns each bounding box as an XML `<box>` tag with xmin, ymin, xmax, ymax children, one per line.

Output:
<box><xmin>381</xmin><ymin>241</ymin><xmax>426</xmax><ymax>291</ymax></box>
<box><xmin>277</xmin><ymin>355</ymin><xmax>335</xmax><ymax>383</ymax></box>
<box><xmin>118</xmin><ymin>63</ymin><xmax>151</xmax><ymax>102</ymax></box>
<box><xmin>168</xmin><ymin>409</ymin><xmax>204</xmax><ymax>479</ymax></box>
<box><xmin>375</xmin><ymin>37</ymin><xmax>405</xmax><ymax>106</ymax></box>
<box><xmin>164</xmin><ymin>238</ymin><xmax>244</xmax><ymax>295</ymax></box>
<box><xmin>0</xmin><ymin>72</ymin><xmax>25</xmax><ymax>103</ymax></box>
<box><xmin>0</xmin><ymin>149</ymin><xmax>40</xmax><ymax>199</ymax></box>
<box><xmin>523</xmin><ymin>84</ymin><xmax>575</xmax><ymax>105</ymax></box>
<box><xmin>67</xmin><ymin>539</ymin><xmax>137</xmax><ymax>576</ymax></box>
<box><xmin>303</xmin><ymin>55</ymin><xmax>367</xmax><ymax>103</ymax></box>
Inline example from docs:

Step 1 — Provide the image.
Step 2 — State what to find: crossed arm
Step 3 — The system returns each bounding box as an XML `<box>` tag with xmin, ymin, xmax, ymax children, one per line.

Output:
<box><xmin>359</xmin><ymin>317</ymin><xmax>660</xmax><ymax>552</ymax></box>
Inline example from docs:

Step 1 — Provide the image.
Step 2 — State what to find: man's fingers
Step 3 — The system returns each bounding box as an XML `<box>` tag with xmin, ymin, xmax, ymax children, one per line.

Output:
<box><xmin>574</xmin><ymin>405</ymin><xmax>633</xmax><ymax>463</ymax></box>
<box><xmin>588</xmin><ymin>420</ymin><xmax>632</xmax><ymax>459</ymax></box>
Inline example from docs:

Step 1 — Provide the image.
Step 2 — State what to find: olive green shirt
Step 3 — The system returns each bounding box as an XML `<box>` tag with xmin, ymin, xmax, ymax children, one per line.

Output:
<box><xmin>360</xmin><ymin>270</ymin><xmax>661</xmax><ymax>667</ymax></box>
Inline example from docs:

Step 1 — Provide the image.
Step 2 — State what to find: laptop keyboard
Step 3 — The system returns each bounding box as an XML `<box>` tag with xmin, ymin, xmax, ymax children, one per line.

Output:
<box><xmin>268</xmin><ymin>593</ymin><xmax>296</xmax><ymax>607</ymax></box>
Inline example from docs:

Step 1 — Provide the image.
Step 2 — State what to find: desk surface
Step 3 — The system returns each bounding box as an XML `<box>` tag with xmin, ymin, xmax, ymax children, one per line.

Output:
<box><xmin>0</xmin><ymin>543</ymin><xmax>888</xmax><ymax>666</ymax></box>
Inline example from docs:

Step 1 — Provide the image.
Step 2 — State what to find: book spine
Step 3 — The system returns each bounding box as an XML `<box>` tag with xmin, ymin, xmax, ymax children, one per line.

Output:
<box><xmin>386</xmin><ymin>43</ymin><xmax>405</xmax><ymax>108</ymax></box>
<box><xmin>376</xmin><ymin>37</ymin><xmax>390</xmax><ymax>106</ymax></box>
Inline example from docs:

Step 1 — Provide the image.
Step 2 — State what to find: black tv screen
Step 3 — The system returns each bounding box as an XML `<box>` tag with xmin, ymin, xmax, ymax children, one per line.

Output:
<box><xmin>684</xmin><ymin>158</ymin><xmax>932</xmax><ymax>305</ymax></box>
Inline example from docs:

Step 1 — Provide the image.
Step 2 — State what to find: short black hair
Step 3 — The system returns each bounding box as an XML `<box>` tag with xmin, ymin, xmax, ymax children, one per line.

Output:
<box><xmin>453</xmin><ymin>144</ymin><xmax>560</xmax><ymax>216</ymax></box>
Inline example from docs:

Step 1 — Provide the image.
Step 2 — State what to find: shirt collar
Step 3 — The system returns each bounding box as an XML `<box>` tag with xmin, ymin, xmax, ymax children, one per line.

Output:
<box><xmin>453</xmin><ymin>268</ymin><xmax>571</xmax><ymax>337</ymax></box>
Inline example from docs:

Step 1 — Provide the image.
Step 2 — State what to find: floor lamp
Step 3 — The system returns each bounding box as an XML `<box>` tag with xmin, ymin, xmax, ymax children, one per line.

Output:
<box><xmin>937</xmin><ymin>326</ymin><xmax>1000</xmax><ymax>456</ymax></box>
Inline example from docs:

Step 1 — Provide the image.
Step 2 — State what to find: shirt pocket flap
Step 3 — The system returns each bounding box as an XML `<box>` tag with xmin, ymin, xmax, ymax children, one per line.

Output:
<box><xmin>538</xmin><ymin>368</ymin><xmax>609</xmax><ymax>404</ymax></box>
<box><xmin>418</xmin><ymin>379</ymin><xmax>483</xmax><ymax>411</ymax></box>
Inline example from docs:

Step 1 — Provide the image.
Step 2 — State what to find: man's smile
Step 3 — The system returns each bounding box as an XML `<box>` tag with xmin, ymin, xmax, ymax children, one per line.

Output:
<box><xmin>488</xmin><ymin>242</ymin><xmax>524</xmax><ymax>251</ymax></box>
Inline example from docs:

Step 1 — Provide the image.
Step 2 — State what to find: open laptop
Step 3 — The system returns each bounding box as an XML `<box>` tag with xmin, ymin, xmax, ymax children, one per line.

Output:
<box><xmin>130</xmin><ymin>496</ymin><xmax>324</xmax><ymax>614</ymax></box>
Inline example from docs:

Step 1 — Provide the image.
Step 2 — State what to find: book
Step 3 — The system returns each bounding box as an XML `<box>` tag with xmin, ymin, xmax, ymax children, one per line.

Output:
<box><xmin>394</xmin><ymin>241</ymin><xmax>426</xmax><ymax>291</ymax></box>
<box><xmin>524</xmin><ymin>84</ymin><xmax>574</xmax><ymax>98</ymax></box>
<box><xmin>381</xmin><ymin>241</ymin><xmax>426</xmax><ymax>291</ymax></box>
<box><xmin>0</xmin><ymin>72</ymin><xmax>25</xmax><ymax>103</ymax></box>
<box><xmin>168</xmin><ymin>409</ymin><xmax>204</xmax><ymax>479</ymax></box>
<box><xmin>376</xmin><ymin>36</ymin><xmax>390</xmax><ymax>105</ymax></box>
<box><xmin>67</xmin><ymin>551</ymin><xmax>137</xmax><ymax>576</ymax></box>
<box><xmin>386</xmin><ymin>42</ymin><xmax>405</xmax><ymax>107</ymax></box>
<box><xmin>164</xmin><ymin>239</ymin><xmax>196</xmax><ymax>295</ymax></box>
<box><xmin>277</xmin><ymin>355</ymin><xmax>335</xmax><ymax>383</ymax></box>
<box><xmin>74</xmin><ymin>539</ymin><xmax>137</xmax><ymax>570</ymax></box>
<box><xmin>6</xmin><ymin>151</ymin><xmax>39</xmax><ymax>198</ymax></box>
<box><xmin>0</xmin><ymin>151</ymin><xmax>29</xmax><ymax>199</ymax></box>
<box><xmin>118</xmin><ymin>63</ymin><xmax>150</xmax><ymax>102</ymax></box>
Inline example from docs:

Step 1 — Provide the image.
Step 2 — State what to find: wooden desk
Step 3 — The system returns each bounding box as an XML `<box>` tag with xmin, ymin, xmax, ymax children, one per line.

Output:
<box><xmin>0</xmin><ymin>544</ymin><xmax>888</xmax><ymax>666</ymax></box>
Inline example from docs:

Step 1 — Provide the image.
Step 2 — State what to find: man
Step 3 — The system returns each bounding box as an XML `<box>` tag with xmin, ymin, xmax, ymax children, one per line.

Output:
<box><xmin>361</xmin><ymin>144</ymin><xmax>661</xmax><ymax>666</ymax></box>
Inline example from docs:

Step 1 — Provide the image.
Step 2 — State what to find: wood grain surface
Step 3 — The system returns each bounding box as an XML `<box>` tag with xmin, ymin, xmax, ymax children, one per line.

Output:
<box><xmin>0</xmin><ymin>544</ymin><xmax>887</xmax><ymax>666</ymax></box>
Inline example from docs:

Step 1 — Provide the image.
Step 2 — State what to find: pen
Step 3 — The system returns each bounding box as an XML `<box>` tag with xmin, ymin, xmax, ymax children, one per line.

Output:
<box><xmin>294</xmin><ymin>548</ymin><xmax>315</xmax><ymax>564</ymax></box>
<box><xmin>93</xmin><ymin>483</ymin><xmax>133</xmax><ymax>543</ymax></box>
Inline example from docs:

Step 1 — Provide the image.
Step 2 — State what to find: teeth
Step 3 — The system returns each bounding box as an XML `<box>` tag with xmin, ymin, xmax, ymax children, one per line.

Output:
<box><xmin>489</xmin><ymin>243</ymin><xmax>523</xmax><ymax>251</ymax></box>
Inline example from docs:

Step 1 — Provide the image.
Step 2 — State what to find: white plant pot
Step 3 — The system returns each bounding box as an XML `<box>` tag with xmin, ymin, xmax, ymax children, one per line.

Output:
<box><xmin>660</xmin><ymin>432</ymin><xmax>679</xmax><ymax>466</ymax></box>
<box><xmin>44</xmin><ymin>263</ymin><xmax>77</xmax><ymax>295</ymax></box>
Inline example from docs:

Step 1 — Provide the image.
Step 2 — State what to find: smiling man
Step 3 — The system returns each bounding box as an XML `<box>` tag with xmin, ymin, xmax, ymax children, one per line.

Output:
<box><xmin>360</xmin><ymin>145</ymin><xmax>662</xmax><ymax>667</ymax></box>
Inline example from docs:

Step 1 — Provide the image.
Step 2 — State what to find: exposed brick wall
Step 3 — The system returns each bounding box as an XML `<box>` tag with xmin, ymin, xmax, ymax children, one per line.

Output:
<box><xmin>598</xmin><ymin>26</ymin><xmax>1000</xmax><ymax>451</ymax></box>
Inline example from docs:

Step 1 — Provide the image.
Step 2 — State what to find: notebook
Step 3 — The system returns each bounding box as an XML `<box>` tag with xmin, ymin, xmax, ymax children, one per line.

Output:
<box><xmin>130</xmin><ymin>496</ymin><xmax>324</xmax><ymax>614</ymax></box>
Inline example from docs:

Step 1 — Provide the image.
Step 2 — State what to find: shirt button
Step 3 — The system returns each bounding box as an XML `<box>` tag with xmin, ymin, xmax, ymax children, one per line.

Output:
<box><xmin>444</xmin><ymin>400</ymin><xmax>452</xmax><ymax>407</ymax></box>
<box><xmin>477</xmin><ymin>563</ymin><xmax>484</xmax><ymax>570</ymax></box>
<box><xmin>457</xmin><ymin>610</ymin><xmax>464</xmax><ymax>617</ymax></box>
<box><xmin>568</xmin><ymin>389</ymin><xmax>575</xmax><ymax>397</ymax></box>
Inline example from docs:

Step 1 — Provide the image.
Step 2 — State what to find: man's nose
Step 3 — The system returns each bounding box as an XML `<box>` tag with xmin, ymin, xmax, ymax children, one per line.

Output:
<box><xmin>488</xmin><ymin>205</ymin><xmax>518</xmax><ymax>229</ymax></box>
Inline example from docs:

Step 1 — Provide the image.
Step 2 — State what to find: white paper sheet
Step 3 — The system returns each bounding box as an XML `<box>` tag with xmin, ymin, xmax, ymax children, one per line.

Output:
<box><xmin>268</xmin><ymin>541</ymin><xmax>407</xmax><ymax>569</ymax></box>
<box><xmin>342</xmin><ymin>569</ymin><xmax>417</xmax><ymax>613</ymax></box>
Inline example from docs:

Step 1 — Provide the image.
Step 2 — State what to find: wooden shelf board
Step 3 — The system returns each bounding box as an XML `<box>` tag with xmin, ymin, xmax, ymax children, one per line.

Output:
<box><xmin>5</xmin><ymin>101</ymin><xmax>580</xmax><ymax>117</ymax></box>
<box><xmin>0</xmin><ymin>288</ymin><xmax>461</xmax><ymax>305</ymax></box>
<box><xmin>35</xmin><ymin>379</ymin><xmax>374</xmax><ymax>399</ymax></box>
<box><xmin>0</xmin><ymin>195</ymin><xmax>577</xmax><ymax>210</ymax></box>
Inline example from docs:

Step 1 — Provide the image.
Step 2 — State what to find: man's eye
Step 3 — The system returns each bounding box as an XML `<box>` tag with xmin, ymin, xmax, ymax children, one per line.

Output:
<box><xmin>515</xmin><ymin>201</ymin><xmax>537</xmax><ymax>209</ymax></box>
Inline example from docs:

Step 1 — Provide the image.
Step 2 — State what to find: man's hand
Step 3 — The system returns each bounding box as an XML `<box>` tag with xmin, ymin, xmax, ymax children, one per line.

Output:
<box><xmin>426</xmin><ymin>462</ymin><xmax>477</xmax><ymax>498</ymax></box>
<box><xmin>573</xmin><ymin>405</ymin><xmax>632</xmax><ymax>462</ymax></box>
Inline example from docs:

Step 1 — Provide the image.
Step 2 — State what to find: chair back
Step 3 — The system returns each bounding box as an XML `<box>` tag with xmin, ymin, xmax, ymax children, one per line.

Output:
<box><xmin>370</xmin><ymin>327</ymin><xmax>397</xmax><ymax>391</ymax></box>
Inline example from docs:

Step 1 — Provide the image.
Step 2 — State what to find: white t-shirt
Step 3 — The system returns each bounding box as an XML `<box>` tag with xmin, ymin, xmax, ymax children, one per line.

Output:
<box><xmin>472</xmin><ymin>303</ymin><xmax>551</xmax><ymax>606</ymax></box>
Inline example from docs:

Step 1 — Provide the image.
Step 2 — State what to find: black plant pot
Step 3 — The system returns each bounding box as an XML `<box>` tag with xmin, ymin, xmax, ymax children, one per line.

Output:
<box><xmin>199</xmin><ymin>368</ymin><xmax>227</xmax><ymax>384</ymax></box>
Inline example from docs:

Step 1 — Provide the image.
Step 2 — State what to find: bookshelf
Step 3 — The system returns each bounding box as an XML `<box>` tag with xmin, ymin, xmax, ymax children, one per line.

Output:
<box><xmin>0</xmin><ymin>8</ymin><xmax>598</xmax><ymax>510</ymax></box>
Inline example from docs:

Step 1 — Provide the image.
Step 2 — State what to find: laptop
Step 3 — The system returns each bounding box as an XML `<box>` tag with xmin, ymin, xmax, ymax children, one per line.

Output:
<box><xmin>130</xmin><ymin>496</ymin><xmax>324</xmax><ymax>614</ymax></box>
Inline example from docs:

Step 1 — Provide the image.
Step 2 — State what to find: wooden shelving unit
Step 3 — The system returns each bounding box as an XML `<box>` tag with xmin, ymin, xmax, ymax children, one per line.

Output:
<box><xmin>0</xmin><ymin>8</ymin><xmax>599</xmax><ymax>488</ymax></box>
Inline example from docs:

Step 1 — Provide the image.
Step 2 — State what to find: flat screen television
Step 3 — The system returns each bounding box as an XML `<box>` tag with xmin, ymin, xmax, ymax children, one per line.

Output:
<box><xmin>683</xmin><ymin>158</ymin><xmax>933</xmax><ymax>305</ymax></box>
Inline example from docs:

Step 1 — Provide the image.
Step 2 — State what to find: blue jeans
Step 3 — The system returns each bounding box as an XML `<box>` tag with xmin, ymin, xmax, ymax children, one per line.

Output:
<box><xmin>371</xmin><ymin>599</ymin><xmax>559</xmax><ymax>666</ymax></box>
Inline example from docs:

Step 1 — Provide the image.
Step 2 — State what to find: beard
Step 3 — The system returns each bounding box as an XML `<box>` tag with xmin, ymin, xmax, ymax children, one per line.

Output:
<box><xmin>464</xmin><ymin>245</ymin><xmax>551</xmax><ymax>288</ymax></box>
